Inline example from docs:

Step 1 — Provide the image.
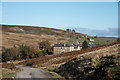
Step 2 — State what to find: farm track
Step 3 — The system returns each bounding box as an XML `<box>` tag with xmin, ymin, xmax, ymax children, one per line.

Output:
<box><xmin>15</xmin><ymin>66</ymin><xmax>61</xmax><ymax>79</ymax></box>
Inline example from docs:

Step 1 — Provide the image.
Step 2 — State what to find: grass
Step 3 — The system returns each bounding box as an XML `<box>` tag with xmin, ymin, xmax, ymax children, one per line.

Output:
<box><xmin>93</xmin><ymin>37</ymin><xmax>117</xmax><ymax>45</ymax></box>
<box><xmin>46</xmin><ymin>71</ymin><xmax>65</xmax><ymax>80</ymax></box>
<box><xmin>32</xmin><ymin>56</ymin><xmax>69</xmax><ymax>71</ymax></box>
<box><xmin>13</xmin><ymin>60</ymin><xmax>26</xmax><ymax>66</ymax></box>
<box><xmin>65</xmin><ymin>37</ymin><xmax>117</xmax><ymax>45</ymax></box>
<box><xmin>65</xmin><ymin>37</ymin><xmax>86</xmax><ymax>44</ymax></box>
<box><xmin>2</xmin><ymin>24</ymin><xmax>85</xmax><ymax>48</ymax></box>
<box><xmin>38</xmin><ymin>67</ymin><xmax>65</xmax><ymax>80</ymax></box>
<box><xmin>24</xmin><ymin>41</ymin><xmax>120</xmax><ymax>72</ymax></box>
<box><xmin>0</xmin><ymin>69</ymin><xmax>2</xmax><ymax>79</ymax></box>
<box><xmin>2</xmin><ymin>68</ymin><xmax>23</xmax><ymax>78</ymax></box>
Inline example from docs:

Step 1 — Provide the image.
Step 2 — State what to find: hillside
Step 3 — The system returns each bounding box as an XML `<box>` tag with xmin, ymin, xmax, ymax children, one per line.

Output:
<box><xmin>22</xmin><ymin>42</ymin><xmax>119</xmax><ymax>69</ymax></box>
<box><xmin>19</xmin><ymin>42</ymin><xmax>120</xmax><ymax>80</ymax></box>
<box><xmin>2</xmin><ymin>42</ymin><xmax>119</xmax><ymax>79</ymax></box>
<box><xmin>56</xmin><ymin>42</ymin><xmax>120</xmax><ymax>80</ymax></box>
<box><xmin>2</xmin><ymin>24</ymin><xmax>117</xmax><ymax>48</ymax></box>
<box><xmin>2</xmin><ymin>24</ymin><xmax>86</xmax><ymax>48</ymax></box>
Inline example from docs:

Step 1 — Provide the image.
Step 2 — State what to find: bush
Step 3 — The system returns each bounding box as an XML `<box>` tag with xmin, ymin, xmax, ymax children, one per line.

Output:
<box><xmin>2</xmin><ymin>63</ymin><xmax>16</xmax><ymax>70</ymax></box>
<box><xmin>72</xmin><ymin>29</ymin><xmax>75</xmax><ymax>32</ymax></box>
<box><xmin>66</xmin><ymin>29</ymin><xmax>71</xmax><ymax>32</ymax></box>
<box><xmin>117</xmin><ymin>38</ymin><xmax>120</xmax><ymax>42</ymax></box>
<box><xmin>19</xmin><ymin>45</ymin><xmax>31</xmax><ymax>60</ymax></box>
<box><xmin>2</xmin><ymin>47</ymin><xmax>18</xmax><ymax>62</ymax></box>
<box><xmin>2</xmin><ymin>45</ymin><xmax>44</xmax><ymax>62</ymax></box>
<box><xmin>91</xmin><ymin>55</ymin><xmax>120</xmax><ymax>80</ymax></box>
<box><xmin>30</xmin><ymin>48</ymin><xmax>43</xmax><ymax>58</ymax></box>
<box><xmin>38</xmin><ymin>40</ymin><xmax>53</xmax><ymax>55</ymax></box>
<box><xmin>82</xmin><ymin>41</ymin><xmax>89</xmax><ymax>49</ymax></box>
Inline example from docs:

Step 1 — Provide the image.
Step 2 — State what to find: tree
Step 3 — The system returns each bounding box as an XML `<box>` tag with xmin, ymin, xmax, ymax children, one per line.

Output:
<box><xmin>30</xmin><ymin>48</ymin><xmax>42</xmax><ymax>58</ymax></box>
<box><xmin>2</xmin><ymin>48</ymin><xmax>15</xmax><ymax>61</ymax></box>
<box><xmin>94</xmin><ymin>35</ymin><xmax>98</xmax><ymax>38</ymax></box>
<box><xmin>72</xmin><ymin>29</ymin><xmax>75</xmax><ymax>32</ymax></box>
<box><xmin>2</xmin><ymin>44</ymin><xmax>44</xmax><ymax>62</ymax></box>
<box><xmin>2</xmin><ymin>46</ymin><xmax>20</xmax><ymax>62</ymax></box>
<box><xmin>19</xmin><ymin>45</ymin><xmax>31</xmax><ymax>60</ymax></box>
<box><xmin>117</xmin><ymin>38</ymin><xmax>120</xmax><ymax>42</ymax></box>
<box><xmin>38</xmin><ymin>40</ymin><xmax>52</xmax><ymax>55</ymax></box>
<box><xmin>82</xmin><ymin>41</ymin><xmax>89</xmax><ymax>49</ymax></box>
<box><xmin>66</xmin><ymin>29</ymin><xmax>71</xmax><ymax>32</ymax></box>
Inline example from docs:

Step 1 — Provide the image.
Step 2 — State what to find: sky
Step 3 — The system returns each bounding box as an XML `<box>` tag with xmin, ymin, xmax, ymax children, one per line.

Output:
<box><xmin>2</xmin><ymin>2</ymin><xmax>118</xmax><ymax>37</ymax></box>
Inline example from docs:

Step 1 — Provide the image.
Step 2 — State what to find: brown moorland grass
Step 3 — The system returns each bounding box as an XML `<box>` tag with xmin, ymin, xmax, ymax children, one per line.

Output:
<box><xmin>25</xmin><ymin>41</ymin><xmax>120</xmax><ymax>67</ymax></box>
<box><xmin>2</xmin><ymin>24</ymin><xmax>86</xmax><ymax>48</ymax></box>
<box><xmin>1</xmin><ymin>63</ymin><xmax>16</xmax><ymax>70</ymax></box>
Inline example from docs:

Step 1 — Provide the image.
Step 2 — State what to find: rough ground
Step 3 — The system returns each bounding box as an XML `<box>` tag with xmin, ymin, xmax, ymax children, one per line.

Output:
<box><xmin>2</xmin><ymin>24</ymin><xmax>116</xmax><ymax>48</ymax></box>
<box><xmin>16</xmin><ymin>66</ymin><xmax>60</xmax><ymax>79</ymax></box>
<box><xmin>56</xmin><ymin>43</ymin><xmax>120</xmax><ymax>80</ymax></box>
<box><xmin>2</xmin><ymin>24</ymin><xmax>85</xmax><ymax>48</ymax></box>
<box><xmin>24</xmin><ymin>42</ymin><xmax>120</xmax><ymax>71</ymax></box>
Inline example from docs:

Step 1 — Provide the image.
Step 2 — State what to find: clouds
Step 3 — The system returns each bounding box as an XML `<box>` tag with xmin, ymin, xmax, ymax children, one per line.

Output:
<box><xmin>73</xmin><ymin>27</ymin><xmax>118</xmax><ymax>37</ymax></box>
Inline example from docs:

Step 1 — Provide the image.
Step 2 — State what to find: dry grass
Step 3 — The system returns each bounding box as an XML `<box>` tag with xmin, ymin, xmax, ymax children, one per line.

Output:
<box><xmin>1</xmin><ymin>62</ymin><xmax>23</xmax><ymax>78</ymax></box>
<box><xmin>12</xmin><ymin>60</ymin><xmax>26</xmax><ymax>65</ymax></box>
<box><xmin>1</xmin><ymin>63</ymin><xmax>16</xmax><ymax>70</ymax></box>
<box><xmin>2</xmin><ymin>24</ymin><xmax>85</xmax><ymax>48</ymax></box>
<box><xmin>24</xmin><ymin>42</ymin><xmax>120</xmax><ymax>71</ymax></box>
<box><xmin>2</xmin><ymin>32</ymin><xmax>56</xmax><ymax>48</ymax></box>
<box><xmin>2</xmin><ymin>68</ymin><xmax>23</xmax><ymax>78</ymax></box>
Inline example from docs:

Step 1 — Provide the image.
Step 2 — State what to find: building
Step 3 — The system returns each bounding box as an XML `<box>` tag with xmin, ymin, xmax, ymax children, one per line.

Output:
<box><xmin>88</xmin><ymin>43</ymin><xmax>96</xmax><ymax>48</ymax></box>
<box><xmin>87</xmin><ymin>38</ymin><xmax>94</xmax><ymax>42</ymax></box>
<box><xmin>53</xmin><ymin>43</ymin><xmax>82</xmax><ymax>55</ymax></box>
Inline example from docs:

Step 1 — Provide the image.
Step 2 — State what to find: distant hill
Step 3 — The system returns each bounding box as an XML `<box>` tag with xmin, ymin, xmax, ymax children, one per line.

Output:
<box><xmin>1</xmin><ymin>24</ymin><xmax>86</xmax><ymax>48</ymax></box>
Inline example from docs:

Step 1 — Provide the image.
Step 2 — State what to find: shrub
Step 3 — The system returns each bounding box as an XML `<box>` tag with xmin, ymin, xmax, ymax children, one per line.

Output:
<box><xmin>19</xmin><ymin>45</ymin><xmax>31</xmax><ymax>60</ymax></box>
<box><xmin>2</xmin><ymin>48</ymin><xmax>16</xmax><ymax>61</ymax></box>
<box><xmin>2</xmin><ymin>45</ymin><xmax>44</xmax><ymax>62</ymax></box>
<box><xmin>66</xmin><ymin>29</ymin><xmax>71</xmax><ymax>32</ymax></box>
<box><xmin>117</xmin><ymin>38</ymin><xmax>120</xmax><ymax>42</ymax></box>
<box><xmin>91</xmin><ymin>55</ymin><xmax>120</xmax><ymax>80</ymax></box>
<box><xmin>72</xmin><ymin>29</ymin><xmax>75</xmax><ymax>32</ymax></box>
<box><xmin>38</xmin><ymin>40</ymin><xmax>53</xmax><ymax>55</ymax></box>
<box><xmin>94</xmin><ymin>35</ymin><xmax>98</xmax><ymax>38</ymax></box>
<box><xmin>82</xmin><ymin>41</ymin><xmax>88</xmax><ymax>49</ymax></box>
<box><xmin>30</xmin><ymin>48</ymin><xmax>42</xmax><ymax>58</ymax></box>
<box><xmin>2</xmin><ymin>63</ymin><xmax>16</xmax><ymax>70</ymax></box>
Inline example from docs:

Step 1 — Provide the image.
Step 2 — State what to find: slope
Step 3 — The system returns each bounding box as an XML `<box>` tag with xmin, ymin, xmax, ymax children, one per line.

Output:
<box><xmin>2</xmin><ymin>24</ymin><xmax>86</xmax><ymax>48</ymax></box>
<box><xmin>55</xmin><ymin>42</ymin><xmax>120</xmax><ymax>80</ymax></box>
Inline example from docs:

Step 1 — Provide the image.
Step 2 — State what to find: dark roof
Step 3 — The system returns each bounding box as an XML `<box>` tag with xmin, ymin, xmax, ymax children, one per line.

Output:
<box><xmin>88</xmin><ymin>44</ymin><xmax>96</xmax><ymax>47</ymax></box>
<box><xmin>54</xmin><ymin>44</ymin><xmax>72</xmax><ymax>47</ymax></box>
<box><xmin>65</xmin><ymin>44</ymin><xmax>72</xmax><ymax>47</ymax></box>
<box><xmin>54</xmin><ymin>44</ymin><xmax>64</xmax><ymax>47</ymax></box>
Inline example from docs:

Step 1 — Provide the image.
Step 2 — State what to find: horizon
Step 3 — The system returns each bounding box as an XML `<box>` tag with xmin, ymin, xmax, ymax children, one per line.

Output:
<box><xmin>1</xmin><ymin>23</ymin><xmax>118</xmax><ymax>37</ymax></box>
<box><xmin>2</xmin><ymin>2</ymin><xmax>118</xmax><ymax>37</ymax></box>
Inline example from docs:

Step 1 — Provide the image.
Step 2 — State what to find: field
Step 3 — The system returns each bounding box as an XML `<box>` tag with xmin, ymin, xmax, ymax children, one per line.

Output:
<box><xmin>2</xmin><ymin>24</ymin><xmax>117</xmax><ymax>49</ymax></box>
<box><xmin>2</xmin><ymin>24</ymin><xmax>86</xmax><ymax>48</ymax></box>
<box><xmin>66</xmin><ymin>37</ymin><xmax>117</xmax><ymax>45</ymax></box>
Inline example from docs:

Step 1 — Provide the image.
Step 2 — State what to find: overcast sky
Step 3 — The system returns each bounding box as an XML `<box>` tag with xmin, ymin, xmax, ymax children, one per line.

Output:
<box><xmin>2</xmin><ymin>2</ymin><xmax>118</xmax><ymax>37</ymax></box>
